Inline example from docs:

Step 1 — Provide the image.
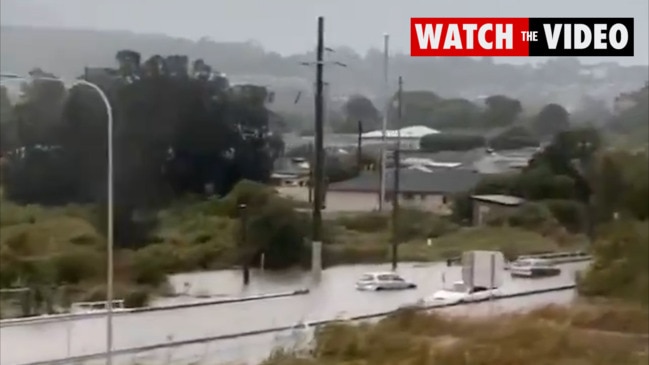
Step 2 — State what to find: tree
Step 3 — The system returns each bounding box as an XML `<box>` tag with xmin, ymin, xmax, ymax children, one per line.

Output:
<box><xmin>389</xmin><ymin>90</ymin><xmax>441</xmax><ymax>127</ymax></box>
<box><xmin>2</xmin><ymin>51</ymin><xmax>282</xmax><ymax>247</ymax></box>
<box><xmin>489</xmin><ymin>125</ymin><xmax>540</xmax><ymax>150</ymax></box>
<box><xmin>482</xmin><ymin>95</ymin><xmax>522</xmax><ymax>127</ymax></box>
<box><xmin>0</xmin><ymin>86</ymin><xmax>18</xmax><ymax>153</ymax></box>
<box><xmin>341</xmin><ymin>94</ymin><xmax>380</xmax><ymax>130</ymax></box>
<box><xmin>532</xmin><ymin>103</ymin><xmax>570</xmax><ymax>137</ymax></box>
<box><xmin>225</xmin><ymin>180</ymin><xmax>307</xmax><ymax>269</ymax></box>
<box><xmin>428</xmin><ymin>98</ymin><xmax>482</xmax><ymax>128</ymax></box>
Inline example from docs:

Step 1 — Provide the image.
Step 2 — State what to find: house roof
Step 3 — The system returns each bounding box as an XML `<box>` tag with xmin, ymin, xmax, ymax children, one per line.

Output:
<box><xmin>361</xmin><ymin>125</ymin><xmax>440</xmax><ymax>139</ymax></box>
<box><xmin>471</xmin><ymin>194</ymin><xmax>525</xmax><ymax>206</ymax></box>
<box><xmin>328</xmin><ymin>168</ymin><xmax>483</xmax><ymax>194</ymax></box>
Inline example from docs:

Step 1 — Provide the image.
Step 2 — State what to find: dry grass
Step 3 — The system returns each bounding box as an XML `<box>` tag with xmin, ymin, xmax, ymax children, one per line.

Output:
<box><xmin>262</xmin><ymin>302</ymin><xmax>649</xmax><ymax>365</ymax></box>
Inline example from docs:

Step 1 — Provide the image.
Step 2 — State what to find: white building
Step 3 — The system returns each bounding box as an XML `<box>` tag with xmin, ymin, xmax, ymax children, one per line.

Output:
<box><xmin>360</xmin><ymin>125</ymin><xmax>440</xmax><ymax>150</ymax></box>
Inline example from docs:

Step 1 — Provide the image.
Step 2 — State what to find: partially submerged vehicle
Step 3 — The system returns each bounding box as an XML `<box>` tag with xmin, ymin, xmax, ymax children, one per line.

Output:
<box><xmin>416</xmin><ymin>281</ymin><xmax>501</xmax><ymax>306</ymax></box>
<box><xmin>355</xmin><ymin>272</ymin><xmax>417</xmax><ymax>291</ymax></box>
<box><xmin>509</xmin><ymin>258</ymin><xmax>561</xmax><ymax>278</ymax></box>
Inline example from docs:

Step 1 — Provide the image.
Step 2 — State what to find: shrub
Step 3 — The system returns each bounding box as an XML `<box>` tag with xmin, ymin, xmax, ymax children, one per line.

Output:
<box><xmin>543</xmin><ymin>199</ymin><xmax>585</xmax><ymax>232</ymax></box>
<box><xmin>507</xmin><ymin>202</ymin><xmax>555</xmax><ymax>229</ymax></box>
<box><xmin>52</xmin><ymin>246</ymin><xmax>104</xmax><ymax>284</ymax></box>
<box><xmin>123</xmin><ymin>287</ymin><xmax>151</xmax><ymax>308</ymax></box>
<box><xmin>336</xmin><ymin>212</ymin><xmax>388</xmax><ymax>232</ymax></box>
<box><xmin>419</xmin><ymin>133</ymin><xmax>485</xmax><ymax>152</ymax></box>
<box><xmin>578</xmin><ymin>220</ymin><xmax>648</xmax><ymax>304</ymax></box>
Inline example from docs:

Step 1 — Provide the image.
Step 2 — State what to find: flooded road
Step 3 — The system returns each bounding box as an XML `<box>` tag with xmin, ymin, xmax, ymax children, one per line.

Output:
<box><xmin>1</xmin><ymin>261</ymin><xmax>588</xmax><ymax>365</ymax></box>
<box><xmin>120</xmin><ymin>289</ymin><xmax>580</xmax><ymax>365</ymax></box>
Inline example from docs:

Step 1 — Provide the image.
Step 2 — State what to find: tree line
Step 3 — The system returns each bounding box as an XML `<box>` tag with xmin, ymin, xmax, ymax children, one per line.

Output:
<box><xmin>0</xmin><ymin>50</ymin><xmax>284</xmax><ymax>247</ymax></box>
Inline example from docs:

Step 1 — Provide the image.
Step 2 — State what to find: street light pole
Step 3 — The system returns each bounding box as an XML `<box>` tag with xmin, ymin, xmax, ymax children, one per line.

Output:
<box><xmin>0</xmin><ymin>73</ymin><xmax>114</xmax><ymax>364</ymax></box>
<box><xmin>391</xmin><ymin>76</ymin><xmax>403</xmax><ymax>271</ymax></box>
<box><xmin>379</xmin><ymin>33</ymin><xmax>390</xmax><ymax>212</ymax></box>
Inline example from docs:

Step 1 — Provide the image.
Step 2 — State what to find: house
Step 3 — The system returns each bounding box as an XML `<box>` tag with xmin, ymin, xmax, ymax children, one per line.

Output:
<box><xmin>471</xmin><ymin>194</ymin><xmax>525</xmax><ymax>225</ymax></box>
<box><xmin>278</xmin><ymin>168</ymin><xmax>483</xmax><ymax>214</ymax></box>
<box><xmin>360</xmin><ymin>125</ymin><xmax>440</xmax><ymax>150</ymax></box>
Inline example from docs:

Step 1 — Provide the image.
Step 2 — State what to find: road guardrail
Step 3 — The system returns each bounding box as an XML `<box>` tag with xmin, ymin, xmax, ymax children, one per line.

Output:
<box><xmin>0</xmin><ymin>289</ymin><xmax>310</xmax><ymax>328</ymax></box>
<box><xmin>20</xmin><ymin>284</ymin><xmax>577</xmax><ymax>365</ymax></box>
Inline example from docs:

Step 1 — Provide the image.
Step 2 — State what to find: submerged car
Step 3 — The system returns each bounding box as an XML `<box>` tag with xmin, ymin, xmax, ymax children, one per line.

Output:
<box><xmin>355</xmin><ymin>272</ymin><xmax>417</xmax><ymax>291</ymax></box>
<box><xmin>509</xmin><ymin>258</ymin><xmax>561</xmax><ymax>278</ymax></box>
<box><xmin>417</xmin><ymin>281</ymin><xmax>501</xmax><ymax>306</ymax></box>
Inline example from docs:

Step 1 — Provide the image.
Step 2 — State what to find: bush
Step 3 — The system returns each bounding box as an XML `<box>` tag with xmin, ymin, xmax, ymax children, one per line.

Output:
<box><xmin>336</xmin><ymin>212</ymin><xmax>388</xmax><ymax>232</ymax></box>
<box><xmin>123</xmin><ymin>287</ymin><xmax>151</xmax><ymax>308</ymax></box>
<box><xmin>543</xmin><ymin>199</ymin><xmax>585</xmax><ymax>232</ymax></box>
<box><xmin>52</xmin><ymin>246</ymin><xmax>104</xmax><ymax>284</ymax></box>
<box><xmin>507</xmin><ymin>202</ymin><xmax>555</xmax><ymax>229</ymax></box>
<box><xmin>578</xmin><ymin>220</ymin><xmax>648</xmax><ymax>304</ymax></box>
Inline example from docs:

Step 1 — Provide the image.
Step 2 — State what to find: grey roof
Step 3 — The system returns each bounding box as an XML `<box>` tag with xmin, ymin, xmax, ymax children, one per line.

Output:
<box><xmin>471</xmin><ymin>194</ymin><xmax>525</xmax><ymax>206</ymax></box>
<box><xmin>328</xmin><ymin>168</ymin><xmax>483</xmax><ymax>194</ymax></box>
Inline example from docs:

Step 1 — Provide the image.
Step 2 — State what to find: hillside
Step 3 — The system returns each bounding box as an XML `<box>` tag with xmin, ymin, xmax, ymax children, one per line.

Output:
<box><xmin>2</xmin><ymin>25</ymin><xmax>648</xmax><ymax>107</ymax></box>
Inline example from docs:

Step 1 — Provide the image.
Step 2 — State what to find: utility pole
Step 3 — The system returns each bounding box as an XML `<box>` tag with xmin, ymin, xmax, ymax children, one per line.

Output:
<box><xmin>391</xmin><ymin>76</ymin><xmax>403</xmax><ymax>271</ymax></box>
<box><xmin>301</xmin><ymin>17</ymin><xmax>346</xmax><ymax>281</ymax></box>
<box><xmin>312</xmin><ymin>16</ymin><xmax>326</xmax><ymax>281</ymax></box>
<box><xmin>378</xmin><ymin>33</ymin><xmax>390</xmax><ymax>211</ymax></box>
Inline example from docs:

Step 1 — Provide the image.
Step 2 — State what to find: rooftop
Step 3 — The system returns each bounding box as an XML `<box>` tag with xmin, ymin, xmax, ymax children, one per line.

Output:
<box><xmin>471</xmin><ymin>194</ymin><xmax>525</xmax><ymax>206</ymax></box>
<box><xmin>361</xmin><ymin>125</ymin><xmax>440</xmax><ymax>139</ymax></box>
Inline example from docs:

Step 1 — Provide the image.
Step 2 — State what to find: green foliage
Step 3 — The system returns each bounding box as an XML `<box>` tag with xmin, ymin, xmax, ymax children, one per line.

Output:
<box><xmin>337</xmin><ymin>95</ymin><xmax>380</xmax><ymax>133</ymax></box>
<box><xmin>482</xmin><ymin>94</ymin><xmax>523</xmax><ymax>127</ymax></box>
<box><xmin>532</xmin><ymin>103</ymin><xmax>570</xmax><ymax>137</ymax></box>
<box><xmin>578</xmin><ymin>220</ymin><xmax>648</xmax><ymax>304</ymax></box>
<box><xmin>489</xmin><ymin>125</ymin><xmax>540</xmax><ymax>150</ymax></box>
<box><xmin>419</xmin><ymin>133</ymin><xmax>485</xmax><ymax>152</ymax></box>
<box><xmin>336</xmin><ymin>212</ymin><xmax>388</xmax><ymax>232</ymax></box>
<box><xmin>543</xmin><ymin>199</ymin><xmax>585</xmax><ymax>232</ymax></box>
<box><xmin>506</xmin><ymin>202</ymin><xmax>555</xmax><ymax>230</ymax></box>
<box><xmin>1</xmin><ymin>52</ymin><xmax>281</xmax><ymax>248</ymax></box>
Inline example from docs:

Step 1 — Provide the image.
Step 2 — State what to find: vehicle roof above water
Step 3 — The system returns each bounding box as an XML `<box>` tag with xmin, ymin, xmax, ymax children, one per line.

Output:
<box><xmin>360</xmin><ymin>271</ymin><xmax>403</xmax><ymax>277</ymax></box>
<box><xmin>515</xmin><ymin>258</ymin><xmax>553</xmax><ymax>265</ymax></box>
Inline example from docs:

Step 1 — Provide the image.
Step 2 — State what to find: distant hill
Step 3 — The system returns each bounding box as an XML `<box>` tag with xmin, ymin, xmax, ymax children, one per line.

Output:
<box><xmin>2</xmin><ymin>25</ymin><xmax>648</xmax><ymax>108</ymax></box>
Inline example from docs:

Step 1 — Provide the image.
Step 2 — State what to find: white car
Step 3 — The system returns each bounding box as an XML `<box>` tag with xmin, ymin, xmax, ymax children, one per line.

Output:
<box><xmin>355</xmin><ymin>272</ymin><xmax>417</xmax><ymax>291</ymax></box>
<box><xmin>417</xmin><ymin>281</ymin><xmax>500</xmax><ymax>305</ymax></box>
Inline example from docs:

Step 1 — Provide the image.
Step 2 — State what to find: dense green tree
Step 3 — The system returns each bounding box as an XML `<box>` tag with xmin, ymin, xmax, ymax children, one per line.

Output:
<box><xmin>482</xmin><ymin>95</ymin><xmax>522</xmax><ymax>127</ymax></box>
<box><xmin>341</xmin><ymin>94</ymin><xmax>380</xmax><ymax>130</ymax></box>
<box><xmin>1</xmin><ymin>51</ymin><xmax>282</xmax><ymax>247</ymax></box>
<box><xmin>489</xmin><ymin>125</ymin><xmax>540</xmax><ymax>150</ymax></box>
<box><xmin>532</xmin><ymin>103</ymin><xmax>570</xmax><ymax>137</ymax></box>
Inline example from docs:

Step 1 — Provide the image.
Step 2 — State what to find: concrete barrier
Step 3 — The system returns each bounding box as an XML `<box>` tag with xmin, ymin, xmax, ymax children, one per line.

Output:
<box><xmin>0</xmin><ymin>289</ymin><xmax>310</xmax><ymax>328</ymax></box>
<box><xmin>21</xmin><ymin>284</ymin><xmax>577</xmax><ymax>365</ymax></box>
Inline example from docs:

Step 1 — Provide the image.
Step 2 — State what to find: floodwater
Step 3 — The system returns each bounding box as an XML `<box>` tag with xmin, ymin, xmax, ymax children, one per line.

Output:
<box><xmin>0</xmin><ymin>261</ymin><xmax>588</xmax><ymax>365</ymax></box>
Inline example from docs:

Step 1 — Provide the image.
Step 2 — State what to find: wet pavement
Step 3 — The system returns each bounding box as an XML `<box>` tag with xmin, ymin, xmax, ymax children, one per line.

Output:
<box><xmin>0</xmin><ymin>261</ymin><xmax>587</xmax><ymax>365</ymax></box>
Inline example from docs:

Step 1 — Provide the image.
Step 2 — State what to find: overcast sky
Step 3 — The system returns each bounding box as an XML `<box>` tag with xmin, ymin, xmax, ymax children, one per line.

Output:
<box><xmin>2</xmin><ymin>0</ymin><xmax>648</xmax><ymax>64</ymax></box>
